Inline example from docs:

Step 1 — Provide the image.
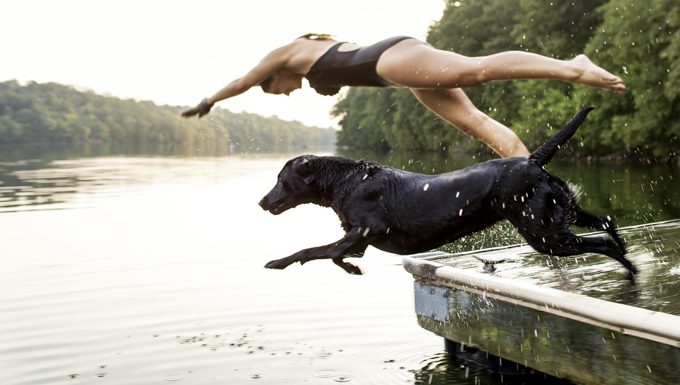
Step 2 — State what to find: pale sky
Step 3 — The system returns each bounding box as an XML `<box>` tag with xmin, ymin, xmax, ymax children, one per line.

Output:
<box><xmin>1</xmin><ymin>0</ymin><xmax>445</xmax><ymax>128</ymax></box>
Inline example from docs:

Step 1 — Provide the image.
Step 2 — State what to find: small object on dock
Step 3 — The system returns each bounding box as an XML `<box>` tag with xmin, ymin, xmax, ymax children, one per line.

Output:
<box><xmin>404</xmin><ymin>220</ymin><xmax>680</xmax><ymax>385</ymax></box>
<box><xmin>472</xmin><ymin>254</ymin><xmax>508</xmax><ymax>272</ymax></box>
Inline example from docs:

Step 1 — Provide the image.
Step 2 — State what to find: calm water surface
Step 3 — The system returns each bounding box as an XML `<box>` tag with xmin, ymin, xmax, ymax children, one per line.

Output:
<box><xmin>1</xmin><ymin>145</ymin><xmax>678</xmax><ymax>385</ymax></box>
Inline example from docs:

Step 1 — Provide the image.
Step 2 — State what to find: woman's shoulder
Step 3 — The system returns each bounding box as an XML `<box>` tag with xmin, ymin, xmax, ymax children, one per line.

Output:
<box><xmin>261</xmin><ymin>35</ymin><xmax>340</xmax><ymax>73</ymax></box>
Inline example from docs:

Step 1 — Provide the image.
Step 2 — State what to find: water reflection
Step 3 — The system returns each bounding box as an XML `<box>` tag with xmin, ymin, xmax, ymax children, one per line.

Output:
<box><xmin>0</xmin><ymin>143</ymin><xmax>231</xmax><ymax>213</ymax></box>
<box><xmin>414</xmin><ymin>350</ymin><xmax>573</xmax><ymax>385</ymax></box>
<box><xmin>0</xmin><ymin>157</ymin><xmax>189</xmax><ymax>213</ymax></box>
<box><xmin>2</xmin><ymin>145</ymin><xmax>678</xmax><ymax>226</ymax></box>
<box><xmin>0</xmin><ymin>144</ymin><xmax>314</xmax><ymax>213</ymax></box>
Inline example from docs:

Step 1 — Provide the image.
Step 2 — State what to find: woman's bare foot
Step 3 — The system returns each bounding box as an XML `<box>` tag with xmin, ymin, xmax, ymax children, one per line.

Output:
<box><xmin>571</xmin><ymin>54</ymin><xmax>626</xmax><ymax>95</ymax></box>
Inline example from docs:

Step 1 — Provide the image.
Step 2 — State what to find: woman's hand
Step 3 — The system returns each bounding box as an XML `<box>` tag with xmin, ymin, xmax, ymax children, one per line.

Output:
<box><xmin>181</xmin><ymin>98</ymin><xmax>214</xmax><ymax>118</ymax></box>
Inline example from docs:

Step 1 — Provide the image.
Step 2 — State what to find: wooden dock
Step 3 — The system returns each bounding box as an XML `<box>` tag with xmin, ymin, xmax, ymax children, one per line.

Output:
<box><xmin>403</xmin><ymin>220</ymin><xmax>680</xmax><ymax>385</ymax></box>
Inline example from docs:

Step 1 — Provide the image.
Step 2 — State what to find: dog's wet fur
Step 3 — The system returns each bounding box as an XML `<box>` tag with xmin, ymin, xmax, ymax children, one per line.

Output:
<box><xmin>259</xmin><ymin>108</ymin><xmax>636</xmax><ymax>277</ymax></box>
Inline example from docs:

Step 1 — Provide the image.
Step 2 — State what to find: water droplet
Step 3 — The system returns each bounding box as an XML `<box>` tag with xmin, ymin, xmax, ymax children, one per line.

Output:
<box><xmin>334</xmin><ymin>375</ymin><xmax>352</xmax><ymax>383</ymax></box>
<box><xmin>163</xmin><ymin>372</ymin><xmax>188</xmax><ymax>382</ymax></box>
<box><xmin>314</xmin><ymin>370</ymin><xmax>336</xmax><ymax>378</ymax></box>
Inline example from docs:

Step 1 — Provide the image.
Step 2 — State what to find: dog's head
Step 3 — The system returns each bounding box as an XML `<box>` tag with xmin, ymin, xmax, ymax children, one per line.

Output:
<box><xmin>259</xmin><ymin>155</ymin><xmax>320</xmax><ymax>215</ymax></box>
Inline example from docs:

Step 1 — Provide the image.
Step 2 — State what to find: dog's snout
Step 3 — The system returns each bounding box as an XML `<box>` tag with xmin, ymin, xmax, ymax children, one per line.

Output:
<box><xmin>258</xmin><ymin>196</ymin><xmax>269</xmax><ymax>210</ymax></box>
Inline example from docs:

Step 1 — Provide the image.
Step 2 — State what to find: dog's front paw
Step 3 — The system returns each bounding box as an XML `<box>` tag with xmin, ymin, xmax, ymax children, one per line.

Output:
<box><xmin>333</xmin><ymin>259</ymin><xmax>363</xmax><ymax>275</ymax></box>
<box><xmin>265</xmin><ymin>258</ymin><xmax>292</xmax><ymax>270</ymax></box>
<box><xmin>344</xmin><ymin>263</ymin><xmax>363</xmax><ymax>275</ymax></box>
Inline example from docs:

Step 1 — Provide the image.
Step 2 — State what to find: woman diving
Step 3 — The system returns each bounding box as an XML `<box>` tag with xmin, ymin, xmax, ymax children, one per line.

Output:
<box><xmin>182</xmin><ymin>33</ymin><xmax>625</xmax><ymax>157</ymax></box>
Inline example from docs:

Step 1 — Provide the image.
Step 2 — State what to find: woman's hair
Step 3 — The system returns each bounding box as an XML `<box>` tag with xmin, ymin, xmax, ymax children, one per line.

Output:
<box><xmin>297</xmin><ymin>33</ymin><xmax>333</xmax><ymax>40</ymax></box>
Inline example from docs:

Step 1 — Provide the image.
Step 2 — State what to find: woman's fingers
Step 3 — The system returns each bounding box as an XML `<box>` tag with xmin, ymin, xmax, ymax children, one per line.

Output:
<box><xmin>181</xmin><ymin>107</ymin><xmax>199</xmax><ymax>117</ymax></box>
<box><xmin>181</xmin><ymin>99</ymin><xmax>213</xmax><ymax>118</ymax></box>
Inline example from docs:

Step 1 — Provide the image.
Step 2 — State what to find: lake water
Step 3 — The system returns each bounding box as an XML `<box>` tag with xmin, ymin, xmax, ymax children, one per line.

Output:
<box><xmin>1</xmin><ymin>144</ymin><xmax>678</xmax><ymax>385</ymax></box>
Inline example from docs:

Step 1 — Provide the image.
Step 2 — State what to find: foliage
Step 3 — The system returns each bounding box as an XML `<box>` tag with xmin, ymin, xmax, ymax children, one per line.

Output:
<box><xmin>0</xmin><ymin>80</ymin><xmax>336</xmax><ymax>151</ymax></box>
<box><xmin>573</xmin><ymin>0</ymin><xmax>680</xmax><ymax>157</ymax></box>
<box><xmin>334</xmin><ymin>0</ymin><xmax>679</xmax><ymax>159</ymax></box>
<box><xmin>511</xmin><ymin>0</ymin><xmax>606</xmax><ymax>150</ymax></box>
<box><xmin>334</xmin><ymin>87</ymin><xmax>393</xmax><ymax>150</ymax></box>
<box><xmin>428</xmin><ymin>0</ymin><xmax>524</xmax><ymax>127</ymax></box>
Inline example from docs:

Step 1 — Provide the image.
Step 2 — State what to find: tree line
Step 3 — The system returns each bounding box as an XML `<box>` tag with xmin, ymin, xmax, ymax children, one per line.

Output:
<box><xmin>0</xmin><ymin>80</ymin><xmax>335</xmax><ymax>151</ymax></box>
<box><xmin>334</xmin><ymin>0</ymin><xmax>680</xmax><ymax>159</ymax></box>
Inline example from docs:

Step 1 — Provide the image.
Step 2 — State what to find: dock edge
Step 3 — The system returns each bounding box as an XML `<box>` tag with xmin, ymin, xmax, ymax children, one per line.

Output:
<box><xmin>403</xmin><ymin>256</ymin><xmax>680</xmax><ymax>348</ymax></box>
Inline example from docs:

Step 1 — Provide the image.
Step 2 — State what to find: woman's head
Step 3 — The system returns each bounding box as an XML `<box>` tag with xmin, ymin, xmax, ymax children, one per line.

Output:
<box><xmin>260</xmin><ymin>69</ymin><xmax>303</xmax><ymax>95</ymax></box>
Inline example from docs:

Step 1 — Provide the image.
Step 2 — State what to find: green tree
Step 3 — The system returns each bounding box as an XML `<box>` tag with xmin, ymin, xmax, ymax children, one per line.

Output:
<box><xmin>428</xmin><ymin>0</ymin><xmax>523</xmax><ymax>127</ymax></box>
<box><xmin>511</xmin><ymin>0</ymin><xmax>606</xmax><ymax>151</ymax></box>
<box><xmin>334</xmin><ymin>88</ymin><xmax>392</xmax><ymax>150</ymax></box>
<box><xmin>574</xmin><ymin>0</ymin><xmax>680</xmax><ymax>157</ymax></box>
<box><xmin>0</xmin><ymin>80</ymin><xmax>334</xmax><ymax>150</ymax></box>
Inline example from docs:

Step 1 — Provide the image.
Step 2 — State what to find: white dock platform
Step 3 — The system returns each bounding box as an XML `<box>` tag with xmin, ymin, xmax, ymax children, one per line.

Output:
<box><xmin>404</xmin><ymin>220</ymin><xmax>680</xmax><ymax>385</ymax></box>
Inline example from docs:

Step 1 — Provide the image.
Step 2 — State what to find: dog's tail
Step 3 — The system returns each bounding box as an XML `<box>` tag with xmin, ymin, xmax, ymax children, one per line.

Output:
<box><xmin>529</xmin><ymin>107</ymin><xmax>594</xmax><ymax>167</ymax></box>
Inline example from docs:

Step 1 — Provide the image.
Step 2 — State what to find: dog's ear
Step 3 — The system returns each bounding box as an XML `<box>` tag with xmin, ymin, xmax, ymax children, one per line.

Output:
<box><xmin>293</xmin><ymin>155</ymin><xmax>316</xmax><ymax>184</ymax></box>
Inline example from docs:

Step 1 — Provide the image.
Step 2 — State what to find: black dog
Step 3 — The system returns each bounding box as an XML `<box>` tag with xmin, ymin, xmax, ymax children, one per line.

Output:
<box><xmin>259</xmin><ymin>107</ymin><xmax>636</xmax><ymax>277</ymax></box>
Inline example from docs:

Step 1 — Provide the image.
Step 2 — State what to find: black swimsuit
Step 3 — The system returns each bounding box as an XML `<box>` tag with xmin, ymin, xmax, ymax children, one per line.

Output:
<box><xmin>305</xmin><ymin>36</ymin><xmax>413</xmax><ymax>96</ymax></box>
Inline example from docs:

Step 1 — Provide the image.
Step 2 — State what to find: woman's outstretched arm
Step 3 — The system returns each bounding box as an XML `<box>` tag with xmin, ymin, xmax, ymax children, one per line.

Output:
<box><xmin>182</xmin><ymin>45</ymin><xmax>291</xmax><ymax>118</ymax></box>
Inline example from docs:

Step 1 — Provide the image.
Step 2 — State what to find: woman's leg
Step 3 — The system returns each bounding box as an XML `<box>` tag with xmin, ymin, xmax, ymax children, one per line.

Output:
<box><xmin>378</xmin><ymin>40</ymin><xmax>625</xmax><ymax>94</ymax></box>
<box><xmin>411</xmin><ymin>87</ymin><xmax>530</xmax><ymax>158</ymax></box>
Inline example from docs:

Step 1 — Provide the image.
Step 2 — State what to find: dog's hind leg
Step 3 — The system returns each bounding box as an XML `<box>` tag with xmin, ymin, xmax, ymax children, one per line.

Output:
<box><xmin>526</xmin><ymin>230</ymin><xmax>637</xmax><ymax>277</ymax></box>
<box><xmin>574</xmin><ymin>208</ymin><xmax>626</xmax><ymax>254</ymax></box>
